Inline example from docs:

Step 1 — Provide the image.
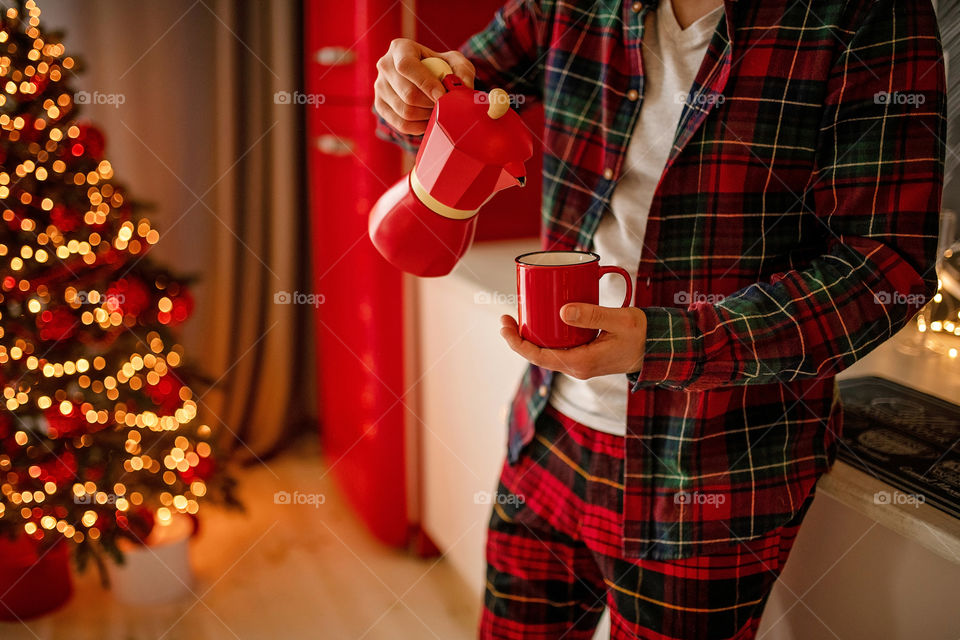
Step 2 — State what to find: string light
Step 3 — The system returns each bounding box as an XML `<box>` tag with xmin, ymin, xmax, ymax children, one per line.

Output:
<box><xmin>0</xmin><ymin>0</ymin><xmax>228</xmax><ymax>554</ymax></box>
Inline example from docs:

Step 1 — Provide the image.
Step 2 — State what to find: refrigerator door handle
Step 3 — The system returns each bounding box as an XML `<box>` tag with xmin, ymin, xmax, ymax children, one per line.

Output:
<box><xmin>314</xmin><ymin>135</ymin><xmax>356</xmax><ymax>156</ymax></box>
<box><xmin>314</xmin><ymin>46</ymin><xmax>356</xmax><ymax>66</ymax></box>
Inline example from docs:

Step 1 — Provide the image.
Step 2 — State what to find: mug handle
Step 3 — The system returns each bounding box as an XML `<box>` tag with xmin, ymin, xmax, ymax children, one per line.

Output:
<box><xmin>598</xmin><ymin>265</ymin><xmax>633</xmax><ymax>308</ymax></box>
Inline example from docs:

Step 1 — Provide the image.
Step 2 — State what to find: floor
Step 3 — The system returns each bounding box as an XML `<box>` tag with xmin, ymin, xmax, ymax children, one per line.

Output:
<box><xmin>0</xmin><ymin>439</ymin><xmax>479</xmax><ymax>640</ymax></box>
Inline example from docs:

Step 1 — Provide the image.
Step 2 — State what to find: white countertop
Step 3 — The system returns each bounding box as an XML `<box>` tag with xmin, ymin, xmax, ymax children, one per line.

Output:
<box><xmin>456</xmin><ymin>238</ymin><xmax>960</xmax><ymax>564</ymax></box>
<box><xmin>831</xmin><ymin>341</ymin><xmax>960</xmax><ymax>564</ymax></box>
<box><xmin>450</xmin><ymin>238</ymin><xmax>534</xmax><ymax>300</ymax></box>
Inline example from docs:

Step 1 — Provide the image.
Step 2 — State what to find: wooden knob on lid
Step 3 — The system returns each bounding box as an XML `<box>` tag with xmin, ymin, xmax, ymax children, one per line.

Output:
<box><xmin>487</xmin><ymin>88</ymin><xmax>511</xmax><ymax>119</ymax></box>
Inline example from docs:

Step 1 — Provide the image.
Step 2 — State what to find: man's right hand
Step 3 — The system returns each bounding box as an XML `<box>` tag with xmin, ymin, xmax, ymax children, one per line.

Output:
<box><xmin>374</xmin><ymin>38</ymin><xmax>476</xmax><ymax>136</ymax></box>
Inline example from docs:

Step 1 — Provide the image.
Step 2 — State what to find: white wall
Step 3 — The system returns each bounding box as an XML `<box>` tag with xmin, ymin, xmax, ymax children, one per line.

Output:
<box><xmin>39</xmin><ymin>1</ymin><xmax>220</xmax><ymax>355</ymax></box>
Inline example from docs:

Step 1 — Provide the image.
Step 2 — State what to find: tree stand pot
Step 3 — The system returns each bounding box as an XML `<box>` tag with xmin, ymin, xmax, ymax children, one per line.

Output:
<box><xmin>0</xmin><ymin>534</ymin><xmax>73</xmax><ymax>621</ymax></box>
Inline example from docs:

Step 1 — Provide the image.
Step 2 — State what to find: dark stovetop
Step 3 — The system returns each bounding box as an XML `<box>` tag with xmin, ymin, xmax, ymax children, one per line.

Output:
<box><xmin>839</xmin><ymin>376</ymin><xmax>960</xmax><ymax>520</ymax></box>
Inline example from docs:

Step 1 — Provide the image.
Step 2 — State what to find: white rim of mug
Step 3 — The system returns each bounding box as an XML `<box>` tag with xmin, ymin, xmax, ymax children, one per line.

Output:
<box><xmin>515</xmin><ymin>250</ymin><xmax>601</xmax><ymax>267</ymax></box>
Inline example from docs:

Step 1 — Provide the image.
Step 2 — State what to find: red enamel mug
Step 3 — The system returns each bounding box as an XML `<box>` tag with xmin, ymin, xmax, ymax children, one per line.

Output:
<box><xmin>515</xmin><ymin>250</ymin><xmax>633</xmax><ymax>349</ymax></box>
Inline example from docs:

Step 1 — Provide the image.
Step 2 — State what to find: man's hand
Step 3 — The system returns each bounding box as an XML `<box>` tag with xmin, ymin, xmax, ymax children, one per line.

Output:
<box><xmin>374</xmin><ymin>38</ymin><xmax>476</xmax><ymax>136</ymax></box>
<box><xmin>499</xmin><ymin>304</ymin><xmax>648</xmax><ymax>379</ymax></box>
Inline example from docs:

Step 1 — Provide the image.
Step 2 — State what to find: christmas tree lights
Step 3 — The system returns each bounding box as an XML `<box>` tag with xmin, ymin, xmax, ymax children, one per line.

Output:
<box><xmin>0</xmin><ymin>0</ymin><xmax>236</xmax><ymax>570</ymax></box>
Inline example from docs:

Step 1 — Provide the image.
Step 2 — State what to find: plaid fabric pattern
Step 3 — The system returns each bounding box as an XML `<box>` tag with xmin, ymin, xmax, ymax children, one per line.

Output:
<box><xmin>481</xmin><ymin>405</ymin><xmax>813</xmax><ymax>640</ymax></box>
<box><xmin>375</xmin><ymin>0</ymin><xmax>945</xmax><ymax>558</ymax></box>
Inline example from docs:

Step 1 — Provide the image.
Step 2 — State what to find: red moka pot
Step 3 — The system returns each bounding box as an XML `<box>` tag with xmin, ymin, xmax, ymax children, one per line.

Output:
<box><xmin>369</xmin><ymin>57</ymin><xmax>534</xmax><ymax>277</ymax></box>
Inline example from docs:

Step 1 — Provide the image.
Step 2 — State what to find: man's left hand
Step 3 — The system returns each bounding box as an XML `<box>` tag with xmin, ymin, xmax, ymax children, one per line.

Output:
<box><xmin>499</xmin><ymin>304</ymin><xmax>647</xmax><ymax>379</ymax></box>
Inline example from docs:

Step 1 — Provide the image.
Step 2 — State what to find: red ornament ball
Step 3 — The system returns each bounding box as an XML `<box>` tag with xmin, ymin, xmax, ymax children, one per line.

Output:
<box><xmin>49</xmin><ymin>204</ymin><xmax>84</xmax><ymax>233</ymax></box>
<box><xmin>169</xmin><ymin>287</ymin><xmax>194</xmax><ymax>325</ymax></box>
<box><xmin>37</xmin><ymin>451</ymin><xmax>78</xmax><ymax>485</ymax></box>
<box><xmin>29</xmin><ymin>74</ymin><xmax>49</xmax><ymax>99</ymax></box>
<box><xmin>70</xmin><ymin>123</ymin><xmax>106</xmax><ymax>162</ymax></box>
<box><xmin>146</xmin><ymin>372</ymin><xmax>184</xmax><ymax>414</ymax></box>
<box><xmin>106</xmin><ymin>277</ymin><xmax>151</xmax><ymax>316</ymax></box>
<box><xmin>180</xmin><ymin>455</ymin><xmax>216</xmax><ymax>482</ymax></box>
<box><xmin>44</xmin><ymin>403</ymin><xmax>86</xmax><ymax>438</ymax></box>
<box><xmin>37</xmin><ymin>307</ymin><xmax>77</xmax><ymax>341</ymax></box>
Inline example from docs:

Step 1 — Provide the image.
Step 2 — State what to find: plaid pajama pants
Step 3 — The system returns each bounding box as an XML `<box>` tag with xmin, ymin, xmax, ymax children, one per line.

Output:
<box><xmin>480</xmin><ymin>405</ymin><xmax>816</xmax><ymax>640</ymax></box>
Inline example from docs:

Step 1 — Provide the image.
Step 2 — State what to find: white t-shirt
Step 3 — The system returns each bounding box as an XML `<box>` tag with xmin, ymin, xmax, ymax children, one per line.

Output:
<box><xmin>548</xmin><ymin>0</ymin><xmax>723</xmax><ymax>435</ymax></box>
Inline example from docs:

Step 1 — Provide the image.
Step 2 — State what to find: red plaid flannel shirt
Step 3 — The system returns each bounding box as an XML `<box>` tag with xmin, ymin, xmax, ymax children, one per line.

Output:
<box><xmin>377</xmin><ymin>0</ymin><xmax>945</xmax><ymax>559</ymax></box>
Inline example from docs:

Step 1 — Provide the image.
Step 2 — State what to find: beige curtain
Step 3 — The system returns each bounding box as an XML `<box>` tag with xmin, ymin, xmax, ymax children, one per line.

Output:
<box><xmin>42</xmin><ymin>0</ymin><xmax>313</xmax><ymax>459</ymax></box>
<box><xmin>204</xmin><ymin>0</ymin><xmax>313</xmax><ymax>459</ymax></box>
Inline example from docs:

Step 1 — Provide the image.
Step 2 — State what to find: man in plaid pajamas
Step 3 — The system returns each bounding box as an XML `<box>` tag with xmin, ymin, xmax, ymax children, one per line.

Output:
<box><xmin>374</xmin><ymin>0</ymin><xmax>945</xmax><ymax>638</ymax></box>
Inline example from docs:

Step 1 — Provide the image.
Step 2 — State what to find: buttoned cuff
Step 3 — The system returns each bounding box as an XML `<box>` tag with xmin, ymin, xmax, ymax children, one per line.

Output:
<box><xmin>628</xmin><ymin>306</ymin><xmax>705</xmax><ymax>391</ymax></box>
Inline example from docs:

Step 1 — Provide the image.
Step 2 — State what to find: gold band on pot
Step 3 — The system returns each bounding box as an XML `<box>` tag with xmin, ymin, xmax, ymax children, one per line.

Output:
<box><xmin>410</xmin><ymin>169</ymin><xmax>481</xmax><ymax>220</ymax></box>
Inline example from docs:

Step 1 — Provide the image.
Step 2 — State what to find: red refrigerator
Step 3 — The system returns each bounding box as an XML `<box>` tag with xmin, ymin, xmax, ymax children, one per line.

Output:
<box><xmin>305</xmin><ymin>0</ymin><xmax>541</xmax><ymax>548</ymax></box>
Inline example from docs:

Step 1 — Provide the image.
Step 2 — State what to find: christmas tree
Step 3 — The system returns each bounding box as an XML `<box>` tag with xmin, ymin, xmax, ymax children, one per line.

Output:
<box><xmin>0</xmin><ymin>0</ymin><xmax>236</xmax><ymax>570</ymax></box>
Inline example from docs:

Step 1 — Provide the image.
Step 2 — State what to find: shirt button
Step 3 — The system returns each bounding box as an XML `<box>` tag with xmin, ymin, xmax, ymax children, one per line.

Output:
<box><xmin>603</xmin><ymin>168</ymin><xmax>615</xmax><ymax>180</ymax></box>
<box><xmin>627</xmin><ymin>89</ymin><xmax>639</xmax><ymax>101</ymax></box>
<box><xmin>538</xmin><ymin>384</ymin><xmax>548</xmax><ymax>397</ymax></box>
<box><xmin>631</xmin><ymin>1</ymin><xmax>642</xmax><ymax>13</ymax></box>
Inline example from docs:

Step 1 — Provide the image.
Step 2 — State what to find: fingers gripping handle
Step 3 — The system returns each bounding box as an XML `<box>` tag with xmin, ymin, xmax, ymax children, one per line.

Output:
<box><xmin>421</xmin><ymin>57</ymin><xmax>507</xmax><ymax>112</ymax></box>
<box><xmin>598</xmin><ymin>265</ymin><xmax>633</xmax><ymax>308</ymax></box>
